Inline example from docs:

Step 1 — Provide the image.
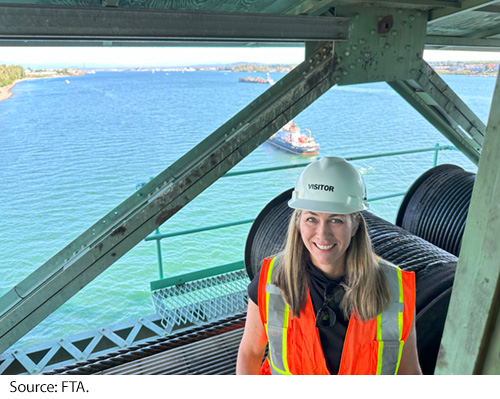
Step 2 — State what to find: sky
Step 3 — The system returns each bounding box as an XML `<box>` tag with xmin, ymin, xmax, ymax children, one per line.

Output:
<box><xmin>1</xmin><ymin>46</ymin><xmax>500</xmax><ymax>68</ymax></box>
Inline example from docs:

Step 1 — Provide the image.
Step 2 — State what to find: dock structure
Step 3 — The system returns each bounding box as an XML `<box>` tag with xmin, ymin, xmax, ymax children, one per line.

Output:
<box><xmin>0</xmin><ymin>0</ymin><xmax>499</xmax><ymax>375</ymax></box>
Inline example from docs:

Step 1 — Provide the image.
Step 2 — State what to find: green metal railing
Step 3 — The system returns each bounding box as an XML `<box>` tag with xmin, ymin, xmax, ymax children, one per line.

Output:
<box><xmin>146</xmin><ymin>143</ymin><xmax>457</xmax><ymax>285</ymax></box>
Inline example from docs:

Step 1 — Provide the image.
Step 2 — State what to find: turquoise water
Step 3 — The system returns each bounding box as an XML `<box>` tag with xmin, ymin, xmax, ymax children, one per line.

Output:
<box><xmin>0</xmin><ymin>71</ymin><xmax>495</xmax><ymax>348</ymax></box>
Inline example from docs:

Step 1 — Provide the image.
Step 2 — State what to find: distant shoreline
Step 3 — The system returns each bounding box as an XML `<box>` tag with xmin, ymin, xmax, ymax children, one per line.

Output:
<box><xmin>1</xmin><ymin>67</ymin><xmax>496</xmax><ymax>103</ymax></box>
<box><xmin>0</xmin><ymin>78</ymin><xmax>28</xmax><ymax>103</ymax></box>
<box><xmin>0</xmin><ymin>75</ymin><xmax>74</xmax><ymax>103</ymax></box>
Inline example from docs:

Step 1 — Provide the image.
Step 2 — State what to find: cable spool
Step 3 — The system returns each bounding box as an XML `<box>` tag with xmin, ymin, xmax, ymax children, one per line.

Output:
<box><xmin>396</xmin><ymin>164</ymin><xmax>475</xmax><ymax>256</ymax></box>
<box><xmin>244</xmin><ymin>188</ymin><xmax>294</xmax><ymax>281</ymax></box>
<box><xmin>244</xmin><ymin>188</ymin><xmax>458</xmax><ymax>374</ymax></box>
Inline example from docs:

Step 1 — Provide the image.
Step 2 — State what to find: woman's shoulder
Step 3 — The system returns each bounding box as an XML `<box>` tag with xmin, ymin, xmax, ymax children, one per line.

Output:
<box><xmin>375</xmin><ymin>255</ymin><xmax>415</xmax><ymax>293</ymax></box>
<box><xmin>375</xmin><ymin>255</ymin><xmax>398</xmax><ymax>271</ymax></box>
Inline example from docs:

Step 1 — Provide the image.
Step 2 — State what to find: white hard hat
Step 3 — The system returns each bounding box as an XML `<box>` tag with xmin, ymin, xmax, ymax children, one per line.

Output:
<box><xmin>288</xmin><ymin>157</ymin><xmax>369</xmax><ymax>214</ymax></box>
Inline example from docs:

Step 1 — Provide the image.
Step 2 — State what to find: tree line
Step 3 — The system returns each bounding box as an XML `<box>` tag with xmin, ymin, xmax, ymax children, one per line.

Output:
<box><xmin>222</xmin><ymin>63</ymin><xmax>295</xmax><ymax>73</ymax></box>
<box><xmin>0</xmin><ymin>65</ymin><xmax>26</xmax><ymax>87</ymax></box>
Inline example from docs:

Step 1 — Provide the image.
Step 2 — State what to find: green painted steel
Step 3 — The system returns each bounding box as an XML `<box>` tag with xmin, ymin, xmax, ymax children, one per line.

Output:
<box><xmin>389</xmin><ymin>77</ymin><xmax>480</xmax><ymax>165</ymax></box>
<box><xmin>154</xmin><ymin>227</ymin><xmax>164</xmax><ymax>280</ymax></box>
<box><xmin>224</xmin><ymin>145</ymin><xmax>456</xmax><ymax>178</ymax></box>
<box><xmin>416</xmin><ymin>62</ymin><xmax>485</xmax><ymax>148</ymax></box>
<box><xmin>0</xmin><ymin>4</ymin><xmax>348</xmax><ymax>46</ymax></box>
<box><xmin>428</xmin><ymin>0</ymin><xmax>498</xmax><ymax>23</ymax></box>
<box><xmin>435</xmin><ymin>72</ymin><xmax>500</xmax><ymax>375</ymax></box>
<box><xmin>426</xmin><ymin>35</ymin><xmax>500</xmax><ymax>49</ymax></box>
<box><xmin>333</xmin><ymin>6</ymin><xmax>427</xmax><ymax>85</ymax></box>
<box><xmin>145</xmin><ymin>219</ymin><xmax>255</xmax><ymax>242</ymax></box>
<box><xmin>150</xmin><ymin>261</ymin><xmax>245</xmax><ymax>291</ymax></box>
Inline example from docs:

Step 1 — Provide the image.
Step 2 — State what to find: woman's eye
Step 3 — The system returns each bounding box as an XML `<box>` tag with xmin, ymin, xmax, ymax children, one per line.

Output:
<box><xmin>330</xmin><ymin>218</ymin><xmax>343</xmax><ymax>224</ymax></box>
<box><xmin>306</xmin><ymin>217</ymin><xmax>316</xmax><ymax>223</ymax></box>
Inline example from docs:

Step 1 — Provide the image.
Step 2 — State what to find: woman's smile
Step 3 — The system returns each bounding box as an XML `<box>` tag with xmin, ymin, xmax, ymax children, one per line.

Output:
<box><xmin>314</xmin><ymin>242</ymin><xmax>336</xmax><ymax>251</ymax></box>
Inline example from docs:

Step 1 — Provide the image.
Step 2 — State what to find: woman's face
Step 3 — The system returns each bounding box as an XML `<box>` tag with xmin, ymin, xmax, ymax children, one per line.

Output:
<box><xmin>299</xmin><ymin>211</ymin><xmax>357</xmax><ymax>278</ymax></box>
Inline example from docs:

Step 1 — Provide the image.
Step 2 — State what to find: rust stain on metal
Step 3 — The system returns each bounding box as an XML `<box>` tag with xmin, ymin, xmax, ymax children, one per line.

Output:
<box><xmin>111</xmin><ymin>226</ymin><xmax>126</xmax><ymax>237</ymax></box>
<box><xmin>378</xmin><ymin>15</ymin><xmax>393</xmax><ymax>34</ymax></box>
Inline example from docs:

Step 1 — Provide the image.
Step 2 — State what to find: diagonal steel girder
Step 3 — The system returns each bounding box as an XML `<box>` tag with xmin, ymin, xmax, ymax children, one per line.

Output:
<box><xmin>0</xmin><ymin>41</ymin><xmax>340</xmax><ymax>355</ymax></box>
<box><xmin>435</xmin><ymin>70</ymin><xmax>500</xmax><ymax>375</ymax></box>
<box><xmin>0</xmin><ymin>4</ymin><xmax>348</xmax><ymax>46</ymax></box>
<box><xmin>388</xmin><ymin>61</ymin><xmax>485</xmax><ymax>165</ymax></box>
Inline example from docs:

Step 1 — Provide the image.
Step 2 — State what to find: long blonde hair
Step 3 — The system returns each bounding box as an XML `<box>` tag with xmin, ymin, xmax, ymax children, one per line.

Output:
<box><xmin>273</xmin><ymin>209</ymin><xmax>391</xmax><ymax>322</ymax></box>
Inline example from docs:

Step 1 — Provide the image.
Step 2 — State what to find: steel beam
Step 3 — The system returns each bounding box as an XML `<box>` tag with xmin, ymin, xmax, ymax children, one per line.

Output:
<box><xmin>0</xmin><ymin>41</ymin><xmax>340</xmax><ymax>355</ymax></box>
<box><xmin>428</xmin><ymin>0</ymin><xmax>500</xmax><ymax>23</ymax></box>
<box><xmin>425</xmin><ymin>35</ymin><xmax>500</xmax><ymax>50</ymax></box>
<box><xmin>388</xmin><ymin>61</ymin><xmax>485</xmax><ymax>165</ymax></box>
<box><xmin>0</xmin><ymin>4</ymin><xmax>348</xmax><ymax>46</ymax></box>
<box><xmin>333</xmin><ymin>5</ymin><xmax>427</xmax><ymax>85</ymax></box>
<box><xmin>435</xmin><ymin>71</ymin><xmax>500</xmax><ymax>375</ymax></box>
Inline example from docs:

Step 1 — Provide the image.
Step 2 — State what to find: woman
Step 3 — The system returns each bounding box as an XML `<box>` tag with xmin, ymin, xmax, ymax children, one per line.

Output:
<box><xmin>236</xmin><ymin>157</ymin><xmax>421</xmax><ymax>375</ymax></box>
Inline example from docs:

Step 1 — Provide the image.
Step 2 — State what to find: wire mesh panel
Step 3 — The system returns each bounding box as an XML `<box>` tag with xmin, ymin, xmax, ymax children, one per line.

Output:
<box><xmin>151</xmin><ymin>270</ymin><xmax>250</xmax><ymax>334</ymax></box>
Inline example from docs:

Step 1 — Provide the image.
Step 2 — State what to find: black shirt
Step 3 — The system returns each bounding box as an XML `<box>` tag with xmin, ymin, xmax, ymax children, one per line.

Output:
<box><xmin>247</xmin><ymin>261</ymin><xmax>349</xmax><ymax>374</ymax></box>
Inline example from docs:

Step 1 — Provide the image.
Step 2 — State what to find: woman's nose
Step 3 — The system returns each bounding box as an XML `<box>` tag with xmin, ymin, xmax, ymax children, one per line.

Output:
<box><xmin>316</xmin><ymin>221</ymin><xmax>332</xmax><ymax>240</ymax></box>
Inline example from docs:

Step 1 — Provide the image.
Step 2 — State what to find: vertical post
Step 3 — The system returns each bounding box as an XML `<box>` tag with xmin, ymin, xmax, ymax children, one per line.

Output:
<box><xmin>155</xmin><ymin>227</ymin><xmax>164</xmax><ymax>280</ymax></box>
<box><xmin>433</xmin><ymin>143</ymin><xmax>439</xmax><ymax>167</ymax></box>
<box><xmin>435</xmin><ymin>73</ymin><xmax>500</xmax><ymax>374</ymax></box>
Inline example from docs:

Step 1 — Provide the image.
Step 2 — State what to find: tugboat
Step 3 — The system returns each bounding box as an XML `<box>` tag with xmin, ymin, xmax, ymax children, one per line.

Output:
<box><xmin>238</xmin><ymin>72</ymin><xmax>275</xmax><ymax>85</ymax></box>
<box><xmin>266</xmin><ymin>120</ymin><xmax>319</xmax><ymax>155</ymax></box>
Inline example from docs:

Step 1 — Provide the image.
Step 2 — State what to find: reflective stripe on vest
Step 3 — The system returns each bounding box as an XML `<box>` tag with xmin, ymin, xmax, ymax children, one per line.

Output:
<box><xmin>376</xmin><ymin>263</ymin><xmax>405</xmax><ymax>375</ymax></box>
<box><xmin>265</xmin><ymin>257</ymin><xmax>292</xmax><ymax>375</ymax></box>
<box><xmin>264</xmin><ymin>257</ymin><xmax>405</xmax><ymax>375</ymax></box>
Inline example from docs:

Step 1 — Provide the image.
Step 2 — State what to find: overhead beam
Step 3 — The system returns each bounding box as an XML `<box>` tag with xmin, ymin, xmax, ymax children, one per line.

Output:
<box><xmin>0</xmin><ymin>39</ymin><xmax>308</xmax><ymax>48</ymax></box>
<box><xmin>429</xmin><ymin>0</ymin><xmax>500</xmax><ymax>23</ymax></box>
<box><xmin>0</xmin><ymin>4</ymin><xmax>348</xmax><ymax>46</ymax></box>
<box><xmin>0</xmin><ymin>41</ymin><xmax>340</xmax><ymax>355</ymax></box>
<box><xmin>426</xmin><ymin>23</ymin><xmax>500</xmax><ymax>50</ymax></box>
<box><xmin>435</xmin><ymin>71</ymin><xmax>500</xmax><ymax>375</ymax></box>
<box><xmin>425</xmin><ymin>35</ymin><xmax>500</xmax><ymax>49</ymax></box>
<box><xmin>464</xmin><ymin>25</ymin><xmax>500</xmax><ymax>39</ymax></box>
<box><xmin>309</xmin><ymin>0</ymin><xmax>461</xmax><ymax>8</ymax></box>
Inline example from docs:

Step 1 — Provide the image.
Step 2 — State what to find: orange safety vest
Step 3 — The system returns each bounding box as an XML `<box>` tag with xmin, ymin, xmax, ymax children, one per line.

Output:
<box><xmin>258</xmin><ymin>257</ymin><xmax>415</xmax><ymax>375</ymax></box>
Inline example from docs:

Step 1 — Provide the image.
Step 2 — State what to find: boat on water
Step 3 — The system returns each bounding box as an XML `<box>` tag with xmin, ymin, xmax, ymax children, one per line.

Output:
<box><xmin>267</xmin><ymin>120</ymin><xmax>319</xmax><ymax>155</ymax></box>
<box><xmin>238</xmin><ymin>72</ymin><xmax>274</xmax><ymax>85</ymax></box>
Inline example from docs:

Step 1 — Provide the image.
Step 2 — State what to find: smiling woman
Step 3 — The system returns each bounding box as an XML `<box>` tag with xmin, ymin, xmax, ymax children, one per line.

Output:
<box><xmin>237</xmin><ymin>157</ymin><xmax>422</xmax><ymax>375</ymax></box>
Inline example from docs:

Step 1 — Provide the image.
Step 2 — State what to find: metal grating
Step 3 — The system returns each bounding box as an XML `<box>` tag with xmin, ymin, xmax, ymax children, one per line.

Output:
<box><xmin>150</xmin><ymin>270</ymin><xmax>250</xmax><ymax>334</ymax></box>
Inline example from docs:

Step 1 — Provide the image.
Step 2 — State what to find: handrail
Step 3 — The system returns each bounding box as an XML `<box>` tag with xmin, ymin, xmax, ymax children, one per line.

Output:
<box><xmin>146</xmin><ymin>143</ymin><xmax>457</xmax><ymax>281</ymax></box>
<box><xmin>145</xmin><ymin>218</ymin><xmax>255</xmax><ymax>242</ymax></box>
<box><xmin>222</xmin><ymin>144</ymin><xmax>456</xmax><ymax>178</ymax></box>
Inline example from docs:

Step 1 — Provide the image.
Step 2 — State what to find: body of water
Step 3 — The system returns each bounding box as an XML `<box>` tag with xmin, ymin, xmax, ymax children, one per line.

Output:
<box><xmin>0</xmin><ymin>70</ymin><xmax>495</xmax><ymax>348</ymax></box>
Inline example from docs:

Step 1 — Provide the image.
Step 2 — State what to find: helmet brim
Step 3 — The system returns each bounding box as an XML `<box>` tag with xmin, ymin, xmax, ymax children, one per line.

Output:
<box><xmin>288</xmin><ymin>198</ymin><xmax>368</xmax><ymax>215</ymax></box>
